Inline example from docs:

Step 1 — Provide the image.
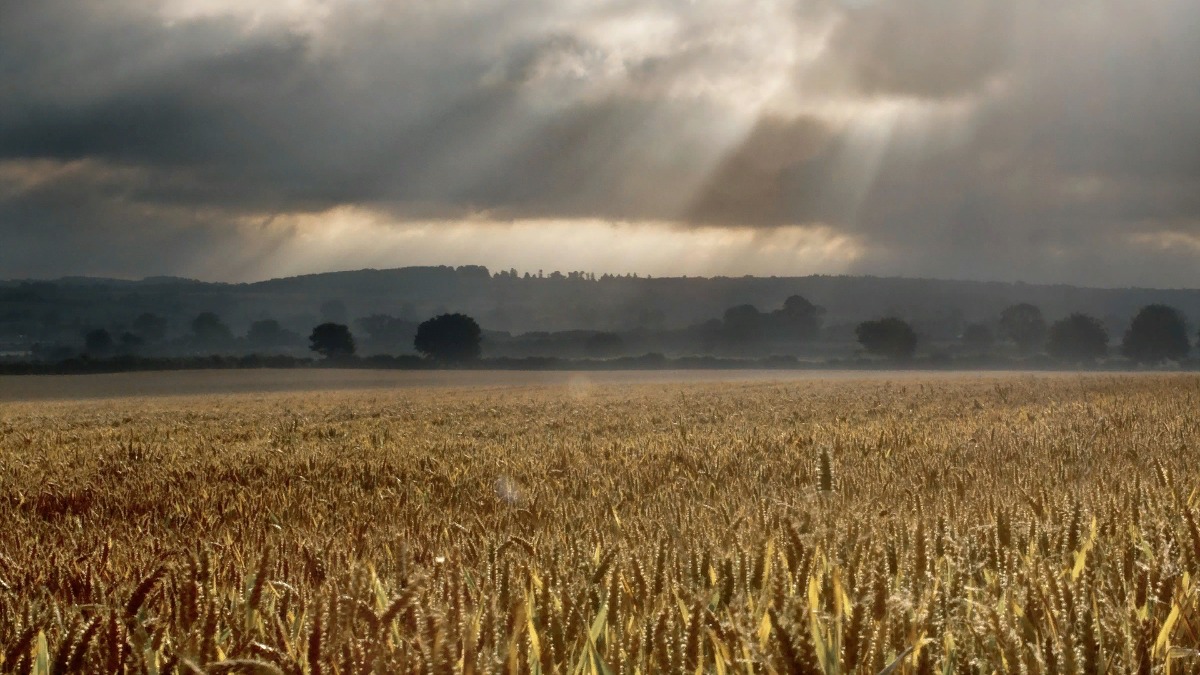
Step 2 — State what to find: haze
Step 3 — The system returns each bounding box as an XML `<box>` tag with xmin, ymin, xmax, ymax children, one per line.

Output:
<box><xmin>2</xmin><ymin>0</ymin><xmax>1198</xmax><ymax>286</ymax></box>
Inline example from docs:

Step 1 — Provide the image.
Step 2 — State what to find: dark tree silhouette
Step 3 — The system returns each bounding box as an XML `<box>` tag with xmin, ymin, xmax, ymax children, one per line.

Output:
<box><xmin>414</xmin><ymin>313</ymin><xmax>482</xmax><ymax>362</ymax></box>
<box><xmin>248</xmin><ymin>319</ymin><xmax>298</xmax><ymax>349</ymax></box>
<box><xmin>191</xmin><ymin>312</ymin><xmax>233</xmax><ymax>345</ymax></box>
<box><xmin>1122</xmin><ymin>304</ymin><xmax>1190</xmax><ymax>363</ymax></box>
<box><xmin>721</xmin><ymin>304</ymin><xmax>764</xmax><ymax>344</ymax></box>
<box><xmin>1046</xmin><ymin>313</ymin><xmax>1108</xmax><ymax>362</ymax></box>
<box><xmin>961</xmin><ymin>323</ymin><xmax>995</xmax><ymax>351</ymax></box>
<box><xmin>84</xmin><ymin>328</ymin><xmax>113</xmax><ymax>356</ymax></box>
<box><xmin>309</xmin><ymin>323</ymin><xmax>356</xmax><ymax>358</ymax></box>
<box><xmin>118</xmin><ymin>332</ymin><xmax>144</xmax><ymax>355</ymax></box>
<box><xmin>356</xmin><ymin>314</ymin><xmax>418</xmax><ymax>351</ymax></box>
<box><xmin>998</xmin><ymin>303</ymin><xmax>1047</xmax><ymax>353</ymax></box>
<box><xmin>585</xmin><ymin>331</ymin><xmax>624</xmax><ymax>358</ymax></box>
<box><xmin>132</xmin><ymin>312</ymin><xmax>167</xmax><ymax>342</ymax></box>
<box><xmin>770</xmin><ymin>295</ymin><xmax>823</xmax><ymax>340</ymax></box>
<box><xmin>856</xmin><ymin>318</ymin><xmax>918</xmax><ymax>359</ymax></box>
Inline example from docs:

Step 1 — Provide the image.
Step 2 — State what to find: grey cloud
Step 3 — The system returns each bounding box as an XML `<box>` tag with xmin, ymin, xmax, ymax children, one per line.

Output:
<box><xmin>0</xmin><ymin>160</ymin><xmax>293</xmax><ymax>279</ymax></box>
<box><xmin>816</xmin><ymin>0</ymin><xmax>1015</xmax><ymax>100</ymax></box>
<box><xmin>685</xmin><ymin>115</ymin><xmax>840</xmax><ymax>226</ymax></box>
<box><xmin>1</xmin><ymin>0</ymin><xmax>1199</xmax><ymax>286</ymax></box>
<box><xmin>682</xmin><ymin>0</ymin><xmax>1200</xmax><ymax>285</ymax></box>
<box><xmin>0</xmin><ymin>0</ymin><xmax>743</xmax><ymax>217</ymax></box>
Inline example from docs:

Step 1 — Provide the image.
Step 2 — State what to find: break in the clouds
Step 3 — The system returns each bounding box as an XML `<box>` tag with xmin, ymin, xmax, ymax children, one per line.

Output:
<box><xmin>1</xmin><ymin>0</ymin><xmax>1198</xmax><ymax>286</ymax></box>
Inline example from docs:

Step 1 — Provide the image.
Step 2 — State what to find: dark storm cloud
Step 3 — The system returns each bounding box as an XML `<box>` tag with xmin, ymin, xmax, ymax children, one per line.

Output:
<box><xmin>1</xmin><ymin>0</ymin><xmax>1199</xmax><ymax>285</ymax></box>
<box><xmin>0</xmin><ymin>0</ymin><xmax>749</xmax><ymax>226</ymax></box>
<box><xmin>0</xmin><ymin>159</ymin><xmax>295</xmax><ymax>279</ymax></box>
<box><xmin>686</xmin><ymin>116</ymin><xmax>840</xmax><ymax>226</ymax></box>
<box><xmin>0</xmin><ymin>1</ymin><xmax>512</xmax><ymax>211</ymax></box>
<box><xmin>836</xmin><ymin>0</ymin><xmax>1200</xmax><ymax>285</ymax></box>
<box><xmin>818</xmin><ymin>0</ymin><xmax>1015</xmax><ymax>99</ymax></box>
<box><xmin>685</xmin><ymin>0</ymin><xmax>1200</xmax><ymax>285</ymax></box>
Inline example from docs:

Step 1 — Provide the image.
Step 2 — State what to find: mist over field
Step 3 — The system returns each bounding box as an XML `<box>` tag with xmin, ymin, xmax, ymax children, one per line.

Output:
<box><xmin>2</xmin><ymin>266</ymin><xmax>1199</xmax><ymax>366</ymax></box>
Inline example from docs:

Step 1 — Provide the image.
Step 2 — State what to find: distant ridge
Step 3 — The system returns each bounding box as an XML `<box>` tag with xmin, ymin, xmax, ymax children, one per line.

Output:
<box><xmin>3</xmin><ymin>266</ymin><xmax>1195</xmax><ymax>294</ymax></box>
<box><xmin>2</xmin><ymin>266</ymin><xmax>1199</xmax><ymax>337</ymax></box>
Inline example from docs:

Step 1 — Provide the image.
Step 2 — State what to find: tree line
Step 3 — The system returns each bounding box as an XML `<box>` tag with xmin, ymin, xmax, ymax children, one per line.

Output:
<box><xmin>307</xmin><ymin>313</ymin><xmax>485</xmax><ymax>363</ymax></box>
<box><xmin>68</xmin><ymin>311</ymin><xmax>483</xmax><ymax>363</ymax></box>
<box><xmin>58</xmin><ymin>298</ymin><xmax>1197</xmax><ymax>367</ymax></box>
<box><xmin>856</xmin><ymin>303</ymin><xmax>1193</xmax><ymax>363</ymax></box>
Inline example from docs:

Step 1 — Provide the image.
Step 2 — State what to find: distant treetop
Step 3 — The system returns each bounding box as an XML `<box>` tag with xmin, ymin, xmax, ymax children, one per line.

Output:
<box><xmin>1122</xmin><ymin>304</ymin><xmax>1190</xmax><ymax>364</ymax></box>
<box><xmin>999</xmin><ymin>303</ymin><xmax>1047</xmax><ymax>353</ymax></box>
<box><xmin>309</xmin><ymin>323</ymin><xmax>356</xmax><ymax>359</ymax></box>
<box><xmin>1047</xmin><ymin>313</ymin><xmax>1108</xmax><ymax>363</ymax></box>
<box><xmin>414</xmin><ymin>313</ymin><xmax>482</xmax><ymax>362</ymax></box>
<box><xmin>191</xmin><ymin>312</ymin><xmax>233</xmax><ymax>345</ymax></box>
<box><xmin>856</xmin><ymin>318</ymin><xmax>917</xmax><ymax>359</ymax></box>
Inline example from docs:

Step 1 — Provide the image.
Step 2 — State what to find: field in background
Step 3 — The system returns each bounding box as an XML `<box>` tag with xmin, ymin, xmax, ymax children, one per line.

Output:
<box><xmin>1</xmin><ymin>374</ymin><xmax>1199</xmax><ymax>673</ymax></box>
<box><xmin>0</xmin><ymin>368</ymin><xmax>1046</xmax><ymax>402</ymax></box>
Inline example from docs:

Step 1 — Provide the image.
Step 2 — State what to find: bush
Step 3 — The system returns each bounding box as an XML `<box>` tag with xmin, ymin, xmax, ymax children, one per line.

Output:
<box><xmin>856</xmin><ymin>318</ymin><xmax>917</xmax><ymax>359</ymax></box>
<box><xmin>414</xmin><ymin>314</ymin><xmax>482</xmax><ymax>363</ymax></box>
<box><xmin>1122</xmin><ymin>305</ymin><xmax>1189</xmax><ymax>364</ymax></box>
<box><xmin>1047</xmin><ymin>313</ymin><xmax>1108</xmax><ymax>363</ymax></box>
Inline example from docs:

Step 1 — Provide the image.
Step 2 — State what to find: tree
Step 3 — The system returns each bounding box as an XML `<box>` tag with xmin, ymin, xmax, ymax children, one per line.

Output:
<box><xmin>356</xmin><ymin>314</ymin><xmax>417</xmax><ymax>350</ymax></box>
<box><xmin>248</xmin><ymin>319</ymin><xmax>299</xmax><ymax>349</ymax></box>
<box><xmin>770</xmin><ymin>295</ymin><xmax>823</xmax><ymax>340</ymax></box>
<box><xmin>308</xmin><ymin>323</ymin><xmax>355</xmax><ymax>358</ymax></box>
<box><xmin>84</xmin><ymin>328</ymin><xmax>113</xmax><ymax>356</ymax></box>
<box><xmin>585</xmin><ymin>332</ymin><xmax>624</xmax><ymax>358</ymax></box>
<box><xmin>132</xmin><ymin>312</ymin><xmax>167</xmax><ymax>342</ymax></box>
<box><xmin>414</xmin><ymin>313</ymin><xmax>482</xmax><ymax>362</ymax></box>
<box><xmin>118</xmin><ymin>332</ymin><xmax>145</xmax><ymax>355</ymax></box>
<box><xmin>856</xmin><ymin>318</ymin><xmax>918</xmax><ymax>359</ymax></box>
<box><xmin>1122</xmin><ymin>304</ymin><xmax>1190</xmax><ymax>364</ymax></box>
<box><xmin>961</xmin><ymin>323</ymin><xmax>995</xmax><ymax>352</ymax></box>
<box><xmin>998</xmin><ymin>303</ymin><xmax>1046</xmax><ymax>353</ymax></box>
<box><xmin>191</xmin><ymin>312</ymin><xmax>233</xmax><ymax>345</ymax></box>
<box><xmin>722</xmin><ymin>304</ymin><xmax>764</xmax><ymax>344</ymax></box>
<box><xmin>1046</xmin><ymin>313</ymin><xmax>1108</xmax><ymax>362</ymax></box>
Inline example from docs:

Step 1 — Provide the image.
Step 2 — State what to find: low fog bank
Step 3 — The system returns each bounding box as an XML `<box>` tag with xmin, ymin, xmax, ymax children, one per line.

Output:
<box><xmin>2</xmin><ymin>266</ymin><xmax>1200</xmax><ymax>366</ymax></box>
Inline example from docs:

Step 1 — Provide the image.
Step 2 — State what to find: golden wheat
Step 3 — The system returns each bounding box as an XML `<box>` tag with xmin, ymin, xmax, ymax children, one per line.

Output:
<box><xmin>0</xmin><ymin>374</ymin><xmax>1198</xmax><ymax>673</ymax></box>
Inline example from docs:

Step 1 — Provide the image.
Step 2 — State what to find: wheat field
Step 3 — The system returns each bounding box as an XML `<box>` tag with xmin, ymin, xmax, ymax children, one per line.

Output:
<box><xmin>1</xmin><ymin>373</ymin><xmax>1198</xmax><ymax>673</ymax></box>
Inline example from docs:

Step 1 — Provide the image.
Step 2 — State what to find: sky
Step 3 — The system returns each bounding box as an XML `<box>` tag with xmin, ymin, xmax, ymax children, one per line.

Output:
<box><xmin>1</xmin><ymin>0</ymin><xmax>1198</xmax><ymax>286</ymax></box>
